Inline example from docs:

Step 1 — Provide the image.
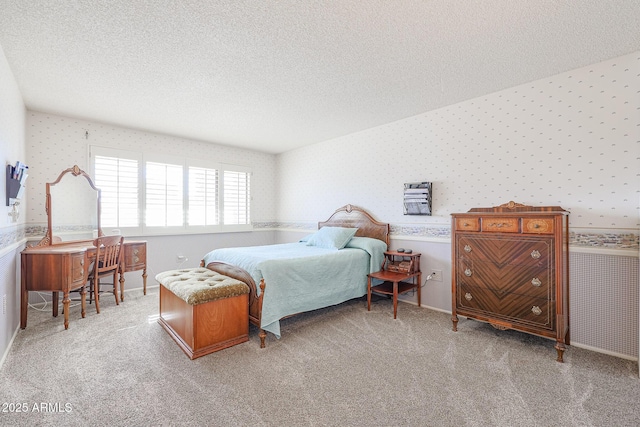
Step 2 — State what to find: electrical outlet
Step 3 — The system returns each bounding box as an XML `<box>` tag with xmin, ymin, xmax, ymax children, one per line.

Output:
<box><xmin>430</xmin><ymin>269</ymin><xmax>443</xmax><ymax>282</ymax></box>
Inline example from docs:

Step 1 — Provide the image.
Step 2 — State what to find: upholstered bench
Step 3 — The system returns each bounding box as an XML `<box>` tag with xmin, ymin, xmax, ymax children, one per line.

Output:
<box><xmin>156</xmin><ymin>267</ymin><xmax>250</xmax><ymax>359</ymax></box>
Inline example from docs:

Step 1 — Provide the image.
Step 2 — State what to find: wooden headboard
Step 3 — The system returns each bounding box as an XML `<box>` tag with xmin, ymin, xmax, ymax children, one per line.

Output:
<box><xmin>318</xmin><ymin>204</ymin><xmax>390</xmax><ymax>248</ymax></box>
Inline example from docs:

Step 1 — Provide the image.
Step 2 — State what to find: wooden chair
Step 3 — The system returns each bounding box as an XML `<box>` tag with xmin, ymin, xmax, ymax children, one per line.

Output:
<box><xmin>88</xmin><ymin>235</ymin><xmax>124</xmax><ymax>314</ymax></box>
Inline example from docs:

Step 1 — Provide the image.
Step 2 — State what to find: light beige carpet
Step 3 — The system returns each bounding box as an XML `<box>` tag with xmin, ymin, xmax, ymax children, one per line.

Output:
<box><xmin>1</xmin><ymin>287</ymin><xmax>639</xmax><ymax>426</ymax></box>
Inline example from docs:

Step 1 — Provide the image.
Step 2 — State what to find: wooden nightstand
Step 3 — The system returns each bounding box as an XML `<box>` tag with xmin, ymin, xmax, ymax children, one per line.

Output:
<box><xmin>367</xmin><ymin>251</ymin><xmax>421</xmax><ymax>319</ymax></box>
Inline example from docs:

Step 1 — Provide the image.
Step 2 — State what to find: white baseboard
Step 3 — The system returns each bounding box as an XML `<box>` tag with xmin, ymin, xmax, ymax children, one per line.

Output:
<box><xmin>401</xmin><ymin>300</ymin><xmax>639</xmax><ymax>363</ymax></box>
<box><xmin>0</xmin><ymin>324</ymin><xmax>20</xmax><ymax>372</ymax></box>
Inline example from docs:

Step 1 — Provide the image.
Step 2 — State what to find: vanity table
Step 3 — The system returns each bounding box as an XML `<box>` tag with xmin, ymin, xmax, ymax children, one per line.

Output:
<box><xmin>20</xmin><ymin>165</ymin><xmax>147</xmax><ymax>330</ymax></box>
<box><xmin>21</xmin><ymin>240</ymin><xmax>147</xmax><ymax>329</ymax></box>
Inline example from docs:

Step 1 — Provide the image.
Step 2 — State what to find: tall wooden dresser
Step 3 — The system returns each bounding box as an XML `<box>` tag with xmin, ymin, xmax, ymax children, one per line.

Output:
<box><xmin>451</xmin><ymin>201</ymin><xmax>569</xmax><ymax>362</ymax></box>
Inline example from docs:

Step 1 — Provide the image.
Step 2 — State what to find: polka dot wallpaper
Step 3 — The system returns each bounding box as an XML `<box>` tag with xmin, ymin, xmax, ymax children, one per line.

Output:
<box><xmin>17</xmin><ymin>51</ymin><xmax>640</xmax><ymax>249</ymax></box>
<box><xmin>277</xmin><ymin>51</ymin><xmax>639</xmax><ymax>235</ymax></box>
<box><xmin>24</xmin><ymin>114</ymin><xmax>277</xmax><ymax>225</ymax></box>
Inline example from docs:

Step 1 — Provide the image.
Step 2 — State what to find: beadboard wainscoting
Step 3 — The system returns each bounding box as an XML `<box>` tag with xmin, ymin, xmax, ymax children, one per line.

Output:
<box><xmin>569</xmin><ymin>251</ymin><xmax>639</xmax><ymax>359</ymax></box>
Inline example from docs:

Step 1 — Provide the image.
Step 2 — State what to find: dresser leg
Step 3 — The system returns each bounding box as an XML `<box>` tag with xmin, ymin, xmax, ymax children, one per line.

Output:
<box><xmin>555</xmin><ymin>342</ymin><xmax>566</xmax><ymax>363</ymax></box>
<box><xmin>452</xmin><ymin>314</ymin><xmax>459</xmax><ymax>332</ymax></box>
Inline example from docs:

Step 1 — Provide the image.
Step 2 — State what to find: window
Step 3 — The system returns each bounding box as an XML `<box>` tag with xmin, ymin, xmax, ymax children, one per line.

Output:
<box><xmin>90</xmin><ymin>146</ymin><xmax>251</xmax><ymax>235</ymax></box>
<box><xmin>91</xmin><ymin>147</ymin><xmax>142</xmax><ymax>234</ymax></box>
<box><xmin>223</xmin><ymin>169</ymin><xmax>250</xmax><ymax>225</ymax></box>
<box><xmin>145</xmin><ymin>160</ymin><xmax>183</xmax><ymax>227</ymax></box>
<box><xmin>188</xmin><ymin>166</ymin><xmax>219</xmax><ymax>226</ymax></box>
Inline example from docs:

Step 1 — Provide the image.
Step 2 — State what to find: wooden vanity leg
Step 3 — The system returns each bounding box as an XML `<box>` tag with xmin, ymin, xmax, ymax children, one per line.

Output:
<box><xmin>119</xmin><ymin>272</ymin><xmax>125</xmax><ymax>302</ymax></box>
<box><xmin>367</xmin><ymin>276</ymin><xmax>372</xmax><ymax>311</ymax></box>
<box><xmin>80</xmin><ymin>287</ymin><xmax>86</xmax><ymax>318</ymax></box>
<box><xmin>555</xmin><ymin>342</ymin><xmax>566</xmax><ymax>363</ymax></box>
<box><xmin>52</xmin><ymin>291</ymin><xmax>59</xmax><ymax>317</ymax></box>
<box><xmin>63</xmin><ymin>291</ymin><xmax>70</xmax><ymax>329</ymax></box>
<box><xmin>452</xmin><ymin>314</ymin><xmax>459</xmax><ymax>332</ymax></box>
<box><xmin>259</xmin><ymin>329</ymin><xmax>267</xmax><ymax>348</ymax></box>
<box><xmin>20</xmin><ymin>276</ymin><xmax>28</xmax><ymax>329</ymax></box>
<box><xmin>142</xmin><ymin>268</ymin><xmax>147</xmax><ymax>295</ymax></box>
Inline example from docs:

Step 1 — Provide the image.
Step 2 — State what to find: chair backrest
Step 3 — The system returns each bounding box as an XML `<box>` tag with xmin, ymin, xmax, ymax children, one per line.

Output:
<box><xmin>92</xmin><ymin>235</ymin><xmax>124</xmax><ymax>276</ymax></box>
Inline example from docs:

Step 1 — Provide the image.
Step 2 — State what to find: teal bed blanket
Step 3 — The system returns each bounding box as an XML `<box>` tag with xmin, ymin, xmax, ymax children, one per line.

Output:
<box><xmin>202</xmin><ymin>237</ymin><xmax>386</xmax><ymax>338</ymax></box>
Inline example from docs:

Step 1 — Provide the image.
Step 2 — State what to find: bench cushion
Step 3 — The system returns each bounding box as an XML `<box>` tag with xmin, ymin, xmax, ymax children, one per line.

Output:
<box><xmin>155</xmin><ymin>267</ymin><xmax>249</xmax><ymax>305</ymax></box>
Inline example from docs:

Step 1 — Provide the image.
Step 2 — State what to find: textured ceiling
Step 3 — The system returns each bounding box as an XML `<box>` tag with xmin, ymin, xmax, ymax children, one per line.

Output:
<box><xmin>1</xmin><ymin>1</ymin><xmax>639</xmax><ymax>154</ymax></box>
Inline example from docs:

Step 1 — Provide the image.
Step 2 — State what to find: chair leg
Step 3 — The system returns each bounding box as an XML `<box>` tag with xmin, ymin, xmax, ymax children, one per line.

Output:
<box><xmin>94</xmin><ymin>278</ymin><xmax>101</xmax><ymax>314</ymax></box>
<box><xmin>119</xmin><ymin>274</ymin><xmax>125</xmax><ymax>303</ymax></box>
<box><xmin>113</xmin><ymin>272</ymin><xmax>119</xmax><ymax>305</ymax></box>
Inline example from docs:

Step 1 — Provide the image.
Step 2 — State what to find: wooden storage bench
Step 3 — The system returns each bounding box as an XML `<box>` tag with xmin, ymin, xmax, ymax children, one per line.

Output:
<box><xmin>156</xmin><ymin>267</ymin><xmax>250</xmax><ymax>359</ymax></box>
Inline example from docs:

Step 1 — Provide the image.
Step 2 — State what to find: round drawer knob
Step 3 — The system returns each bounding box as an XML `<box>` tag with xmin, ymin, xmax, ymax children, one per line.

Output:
<box><xmin>530</xmin><ymin>250</ymin><xmax>541</xmax><ymax>259</ymax></box>
<box><xmin>464</xmin><ymin>268</ymin><xmax>472</xmax><ymax>277</ymax></box>
<box><xmin>531</xmin><ymin>306</ymin><xmax>542</xmax><ymax>316</ymax></box>
<box><xmin>464</xmin><ymin>245</ymin><xmax>472</xmax><ymax>253</ymax></box>
<box><xmin>464</xmin><ymin>293</ymin><xmax>473</xmax><ymax>301</ymax></box>
<box><xmin>134</xmin><ymin>256</ymin><xmax>139</xmax><ymax>263</ymax></box>
<box><xmin>133</xmin><ymin>249</ymin><xmax>139</xmax><ymax>255</ymax></box>
<box><xmin>531</xmin><ymin>278</ymin><xmax>542</xmax><ymax>287</ymax></box>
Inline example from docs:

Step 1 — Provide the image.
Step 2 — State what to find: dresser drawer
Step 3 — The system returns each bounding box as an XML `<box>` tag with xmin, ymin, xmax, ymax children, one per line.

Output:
<box><xmin>457</xmin><ymin>258</ymin><xmax>552</xmax><ymax>299</ymax></box>
<box><xmin>458</xmin><ymin>235</ymin><xmax>553</xmax><ymax>267</ymax></box>
<box><xmin>481</xmin><ymin>217</ymin><xmax>520</xmax><ymax>233</ymax></box>
<box><xmin>457</xmin><ymin>284</ymin><xmax>553</xmax><ymax>329</ymax></box>
<box><xmin>523</xmin><ymin>218</ymin><xmax>555</xmax><ymax>234</ymax></box>
<box><xmin>70</xmin><ymin>252</ymin><xmax>87</xmax><ymax>287</ymax></box>
<box><xmin>455</xmin><ymin>217</ymin><xmax>480</xmax><ymax>232</ymax></box>
<box><xmin>124</xmin><ymin>242</ymin><xmax>146</xmax><ymax>271</ymax></box>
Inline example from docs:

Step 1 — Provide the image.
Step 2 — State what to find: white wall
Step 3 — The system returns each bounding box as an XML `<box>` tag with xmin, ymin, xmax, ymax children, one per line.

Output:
<box><xmin>276</xmin><ymin>52</ymin><xmax>640</xmax><ymax>359</ymax></box>
<box><xmin>0</xmin><ymin>45</ymin><xmax>26</xmax><ymax>227</ymax></box>
<box><xmin>0</xmin><ymin>43</ymin><xmax>26</xmax><ymax>367</ymax></box>
<box><xmin>276</xmin><ymin>52</ymin><xmax>639</xmax><ymax>233</ymax></box>
<box><xmin>24</xmin><ymin>112</ymin><xmax>278</xmax><ymax>227</ymax></box>
<box><xmin>21</xmin><ymin>112</ymin><xmax>280</xmax><ymax>294</ymax></box>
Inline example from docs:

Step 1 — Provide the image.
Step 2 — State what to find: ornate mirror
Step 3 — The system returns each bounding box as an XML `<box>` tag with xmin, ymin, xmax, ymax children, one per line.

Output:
<box><xmin>41</xmin><ymin>165</ymin><xmax>103</xmax><ymax>245</ymax></box>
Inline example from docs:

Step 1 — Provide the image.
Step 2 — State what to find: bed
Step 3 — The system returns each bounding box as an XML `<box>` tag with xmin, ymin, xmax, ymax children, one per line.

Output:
<box><xmin>201</xmin><ymin>204</ymin><xmax>390</xmax><ymax>348</ymax></box>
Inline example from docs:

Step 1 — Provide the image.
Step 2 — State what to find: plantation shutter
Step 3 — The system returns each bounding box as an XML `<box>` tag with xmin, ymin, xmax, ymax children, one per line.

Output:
<box><xmin>188</xmin><ymin>166</ymin><xmax>219</xmax><ymax>226</ymax></box>
<box><xmin>145</xmin><ymin>161</ymin><xmax>183</xmax><ymax>227</ymax></box>
<box><xmin>91</xmin><ymin>148</ymin><xmax>141</xmax><ymax>232</ymax></box>
<box><xmin>223</xmin><ymin>170</ymin><xmax>250</xmax><ymax>225</ymax></box>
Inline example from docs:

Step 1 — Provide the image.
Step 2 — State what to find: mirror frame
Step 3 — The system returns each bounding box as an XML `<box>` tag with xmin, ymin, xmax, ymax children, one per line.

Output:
<box><xmin>38</xmin><ymin>165</ymin><xmax>103</xmax><ymax>246</ymax></box>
